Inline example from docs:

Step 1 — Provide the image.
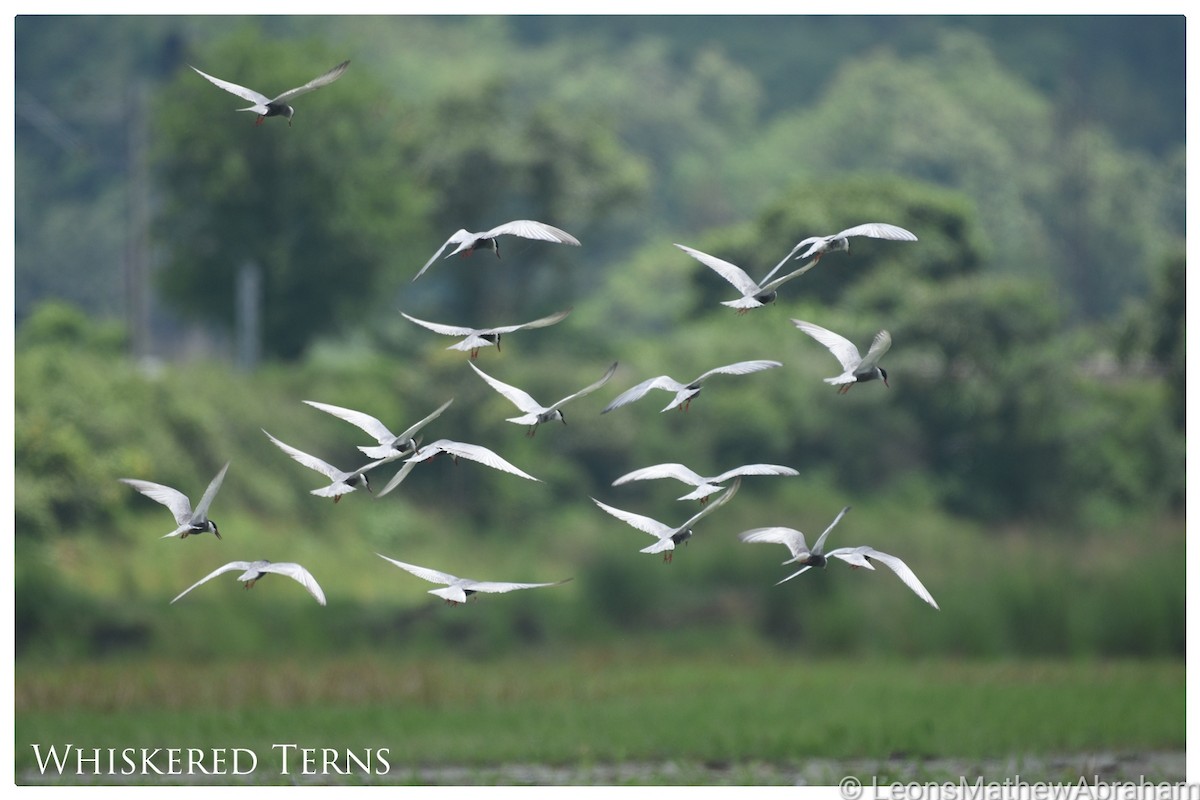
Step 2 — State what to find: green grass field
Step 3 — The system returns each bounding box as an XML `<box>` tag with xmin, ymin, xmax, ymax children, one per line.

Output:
<box><xmin>15</xmin><ymin>648</ymin><xmax>1184</xmax><ymax>785</ymax></box>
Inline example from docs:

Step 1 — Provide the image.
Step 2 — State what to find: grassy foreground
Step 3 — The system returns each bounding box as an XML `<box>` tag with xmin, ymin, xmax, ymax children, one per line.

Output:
<box><xmin>15</xmin><ymin>647</ymin><xmax>1184</xmax><ymax>785</ymax></box>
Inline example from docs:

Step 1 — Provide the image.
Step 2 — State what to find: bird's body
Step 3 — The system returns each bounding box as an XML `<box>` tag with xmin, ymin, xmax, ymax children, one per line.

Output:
<box><xmin>375</xmin><ymin>438</ymin><xmax>539</xmax><ymax>498</ymax></box>
<box><xmin>190</xmin><ymin>60</ymin><xmax>350</xmax><ymax>126</ymax></box>
<box><xmin>674</xmin><ymin>243</ymin><xmax>821</xmax><ymax>313</ymax></box>
<box><xmin>401</xmin><ymin>309</ymin><xmax>571</xmax><ymax>360</ymax></box>
<box><xmin>303</xmin><ymin>398</ymin><xmax>452</xmax><ymax>461</ymax></box>
<box><xmin>413</xmin><ymin>220</ymin><xmax>581</xmax><ymax>281</ymax></box>
<box><xmin>612</xmin><ymin>461</ymin><xmax>798</xmax><ymax>502</ymax></box>
<box><xmin>602</xmin><ymin>360</ymin><xmax>781</xmax><ymax>413</ymax></box>
<box><xmin>377</xmin><ymin>553</ymin><xmax>571</xmax><ymax>605</ymax></box>
<box><xmin>738</xmin><ymin>507</ymin><xmax>938</xmax><ymax>608</ymax></box>
<box><xmin>592</xmin><ymin>479</ymin><xmax>740</xmax><ymax>562</ymax></box>
<box><xmin>120</xmin><ymin>462</ymin><xmax>230</xmax><ymax>540</ymax></box>
<box><xmin>171</xmin><ymin>560</ymin><xmax>327</xmax><ymax>605</ymax></box>
<box><xmin>263</xmin><ymin>429</ymin><xmax>386</xmax><ymax>502</ymax></box>
<box><xmin>470</xmin><ymin>360</ymin><xmax>618</xmax><ymax>436</ymax></box>
<box><xmin>792</xmin><ymin>319</ymin><xmax>892</xmax><ymax>394</ymax></box>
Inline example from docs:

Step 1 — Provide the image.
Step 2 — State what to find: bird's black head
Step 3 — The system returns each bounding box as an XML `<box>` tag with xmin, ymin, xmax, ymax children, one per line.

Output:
<box><xmin>284</xmin><ymin>105</ymin><xmax>295</xmax><ymax>126</ymax></box>
<box><xmin>879</xmin><ymin>367</ymin><xmax>889</xmax><ymax>388</ymax></box>
<box><xmin>211</xmin><ymin>521</ymin><xmax>222</xmax><ymax>540</ymax></box>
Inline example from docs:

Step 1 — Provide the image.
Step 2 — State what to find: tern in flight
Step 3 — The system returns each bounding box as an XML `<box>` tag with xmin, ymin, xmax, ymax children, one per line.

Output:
<box><xmin>792</xmin><ymin>320</ymin><xmax>891</xmax><ymax>394</ymax></box>
<box><xmin>592</xmin><ymin>478</ymin><xmax>741</xmax><ymax>562</ymax></box>
<box><xmin>303</xmin><ymin>398</ymin><xmax>452</xmax><ymax>461</ymax></box>
<box><xmin>376</xmin><ymin>554</ymin><xmax>571</xmax><ymax>605</ymax></box>
<box><xmin>674</xmin><ymin>243</ymin><xmax>821</xmax><ymax>313</ymax></box>
<box><xmin>120</xmin><ymin>462</ymin><xmax>230</xmax><ymax>540</ymax></box>
<box><xmin>375</xmin><ymin>438</ymin><xmax>540</xmax><ymax>498</ymax></box>
<box><xmin>738</xmin><ymin>507</ymin><xmax>938</xmax><ymax>608</ymax></box>
<box><xmin>263</xmin><ymin>429</ymin><xmax>387</xmax><ymax>502</ymax></box>
<box><xmin>190</xmin><ymin>60</ymin><xmax>350</xmax><ymax>126</ymax></box>
<box><xmin>470</xmin><ymin>360</ymin><xmax>618</xmax><ymax>436</ymax></box>
<box><xmin>413</xmin><ymin>220</ymin><xmax>580</xmax><ymax>281</ymax></box>
<box><xmin>171</xmin><ymin>560</ymin><xmax>327</xmax><ymax>605</ymax></box>
<box><xmin>400</xmin><ymin>308</ymin><xmax>572</xmax><ymax>360</ymax></box>
<box><xmin>612</xmin><ymin>461</ymin><xmax>797</xmax><ymax>503</ymax></box>
<box><xmin>760</xmin><ymin>223</ymin><xmax>917</xmax><ymax>283</ymax></box>
<box><xmin>602</xmin><ymin>360</ymin><xmax>781</xmax><ymax>414</ymax></box>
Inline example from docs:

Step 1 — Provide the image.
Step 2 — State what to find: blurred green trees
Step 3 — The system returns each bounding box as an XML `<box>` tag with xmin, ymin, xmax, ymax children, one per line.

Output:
<box><xmin>14</xmin><ymin>17</ymin><xmax>1184</xmax><ymax>661</ymax></box>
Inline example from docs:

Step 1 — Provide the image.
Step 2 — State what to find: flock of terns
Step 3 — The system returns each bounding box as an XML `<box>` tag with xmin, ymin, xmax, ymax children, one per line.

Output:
<box><xmin>121</xmin><ymin>58</ymin><xmax>939</xmax><ymax>614</ymax></box>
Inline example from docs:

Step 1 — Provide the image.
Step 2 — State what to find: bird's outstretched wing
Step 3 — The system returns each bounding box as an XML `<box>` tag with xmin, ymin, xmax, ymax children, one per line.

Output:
<box><xmin>738</xmin><ymin>527</ymin><xmax>811</xmax><ymax>561</ymax></box>
<box><xmin>189</xmin><ymin>66</ymin><xmax>270</xmax><ymax>105</ymax></box>
<box><xmin>376</xmin><ymin>553</ymin><xmax>459</xmax><ymax>586</ymax></box>
<box><xmin>791</xmin><ymin>320</ymin><xmax>862</xmax><ymax>372</ymax></box>
<box><xmin>601</xmin><ymin>375</ymin><xmax>685</xmax><ymax>413</ymax></box>
<box><xmin>833</xmin><ymin>222</ymin><xmax>918</xmax><ymax>242</ymax></box>
<box><xmin>304</xmin><ymin>400</ymin><xmax>394</xmax><ymax>443</ymax></box>
<box><xmin>483</xmin><ymin>220</ymin><xmax>581</xmax><ymax>245</ymax></box>
<box><xmin>271</xmin><ymin>60</ymin><xmax>350</xmax><ymax>103</ymax></box>
<box><xmin>469</xmin><ymin>362</ymin><xmax>543</xmax><ymax>414</ymax></box>
<box><xmin>413</xmin><ymin>230</ymin><xmax>472</xmax><ymax>281</ymax></box>
<box><xmin>775</xmin><ymin>565</ymin><xmax>814</xmax><ymax>585</ymax></box>
<box><xmin>375</xmin><ymin>460</ymin><xmax>419</xmax><ymax>498</ymax></box>
<box><xmin>260</xmin><ymin>562</ymin><xmax>328</xmax><ymax>605</ymax></box>
<box><xmin>828</xmin><ymin>547</ymin><xmax>938</xmax><ymax>608</ymax></box>
<box><xmin>591</xmin><ymin>498</ymin><xmax>671</xmax><ymax>538</ymax></box>
<box><xmin>120</xmin><ymin>478</ymin><xmax>193</xmax><ymax>526</ymax></box>
<box><xmin>856</xmin><ymin>331</ymin><xmax>893</xmax><ymax>373</ymax></box>
<box><xmin>262</xmin><ymin>430</ymin><xmax>341</xmax><ymax>480</ymax></box>
<box><xmin>170</xmin><ymin>561</ymin><xmax>253</xmax><ymax>604</ymax></box>
<box><xmin>692</xmin><ymin>360</ymin><xmax>783</xmax><ymax>384</ymax></box>
<box><xmin>711</xmin><ymin>463</ymin><xmax>799</xmax><ymax>483</ymax></box>
<box><xmin>400</xmin><ymin>312</ymin><xmax>476</xmax><ymax>338</ymax></box>
<box><xmin>810</xmin><ymin>505</ymin><xmax>852</xmax><ymax>555</ymax></box>
<box><xmin>674</xmin><ymin>243</ymin><xmax>759</xmax><ymax>296</ymax></box>
<box><xmin>423</xmin><ymin>440</ymin><xmax>540</xmax><ymax>481</ymax></box>
<box><xmin>481</xmin><ymin>308</ymin><xmax>573</xmax><ymax>335</ymax></box>
<box><xmin>192</xmin><ymin>462</ymin><xmax>231</xmax><ymax>521</ymax></box>
<box><xmin>612</xmin><ymin>463</ymin><xmax>708</xmax><ymax>488</ymax></box>
<box><xmin>547</xmin><ymin>362</ymin><xmax>618</xmax><ymax>412</ymax></box>
<box><xmin>394</xmin><ymin>399</ymin><xmax>454</xmax><ymax>441</ymax></box>
<box><xmin>759</xmin><ymin>259</ymin><xmax>821</xmax><ymax>293</ymax></box>
<box><xmin>464</xmin><ymin>578</ymin><xmax>573</xmax><ymax>595</ymax></box>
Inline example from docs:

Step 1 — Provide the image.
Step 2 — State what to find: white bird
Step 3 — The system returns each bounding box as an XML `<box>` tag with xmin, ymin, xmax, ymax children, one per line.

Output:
<box><xmin>376</xmin><ymin>438</ymin><xmax>540</xmax><ymax>498</ymax></box>
<box><xmin>792</xmin><ymin>320</ymin><xmax>891</xmax><ymax>394</ymax></box>
<box><xmin>376</xmin><ymin>553</ymin><xmax>571</xmax><ymax>605</ymax></box>
<box><xmin>774</xmin><ymin>223</ymin><xmax>918</xmax><ymax>277</ymax></box>
<box><xmin>592</xmin><ymin>478</ymin><xmax>740</xmax><ymax>562</ymax></box>
<box><xmin>190</xmin><ymin>60</ymin><xmax>350</xmax><ymax>126</ymax></box>
<box><xmin>737</xmin><ymin>508</ymin><xmax>938</xmax><ymax>608</ymax></box>
<box><xmin>303</xmin><ymin>398</ymin><xmax>452</xmax><ymax>461</ymax></box>
<box><xmin>413</xmin><ymin>220</ymin><xmax>581</xmax><ymax>281</ymax></box>
<box><xmin>601</xmin><ymin>360</ymin><xmax>782</xmax><ymax>414</ymax></box>
<box><xmin>263</xmin><ymin>429</ymin><xmax>387</xmax><ymax>502</ymax></box>
<box><xmin>738</xmin><ymin>506</ymin><xmax>852</xmax><ymax>567</ymax></box>
<box><xmin>470</xmin><ymin>360</ymin><xmax>618</xmax><ymax>436</ymax></box>
<box><xmin>171</xmin><ymin>560</ymin><xmax>327</xmax><ymax>606</ymax></box>
<box><xmin>674</xmin><ymin>243</ymin><xmax>821</xmax><ymax>313</ymax></box>
<box><xmin>120</xmin><ymin>462</ymin><xmax>230</xmax><ymax>540</ymax></box>
<box><xmin>612</xmin><ymin>462</ymin><xmax>798</xmax><ymax>503</ymax></box>
<box><xmin>400</xmin><ymin>308</ymin><xmax>572</xmax><ymax>360</ymax></box>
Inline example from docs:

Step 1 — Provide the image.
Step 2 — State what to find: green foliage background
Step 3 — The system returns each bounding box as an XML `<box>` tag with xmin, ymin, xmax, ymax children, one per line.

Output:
<box><xmin>14</xmin><ymin>16</ymin><xmax>1184</xmax><ymax>670</ymax></box>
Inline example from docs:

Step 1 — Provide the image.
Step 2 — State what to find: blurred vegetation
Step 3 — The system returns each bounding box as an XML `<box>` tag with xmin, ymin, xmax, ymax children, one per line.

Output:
<box><xmin>14</xmin><ymin>17</ymin><xmax>1184</xmax><ymax>665</ymax></box>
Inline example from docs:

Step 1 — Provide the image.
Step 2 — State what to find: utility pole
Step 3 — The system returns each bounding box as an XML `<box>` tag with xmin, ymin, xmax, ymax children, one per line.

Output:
<box><xmin>236</xmin><ymin>260</ymin><xmax>262</xmax><ymax>372</ymax></box>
